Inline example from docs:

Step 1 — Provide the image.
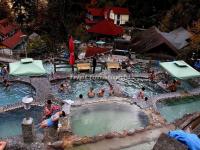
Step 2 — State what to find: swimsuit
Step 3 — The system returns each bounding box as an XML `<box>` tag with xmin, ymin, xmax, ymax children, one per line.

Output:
<box><xmin>47</xmin><ymin>118</ymin><xmax>54</xmax><ymax>127</ymax></box>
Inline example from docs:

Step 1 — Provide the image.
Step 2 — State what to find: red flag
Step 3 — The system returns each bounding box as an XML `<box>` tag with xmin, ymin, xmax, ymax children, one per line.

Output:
<box><xmin>69</xmin><ymin>36</ymin><xmax>74</xmax><ymax>53</ymax></box>
<box><xmin>69</xmin><ymin>36</ymin><xmax>75</xmax><ymax>65</ymax></box>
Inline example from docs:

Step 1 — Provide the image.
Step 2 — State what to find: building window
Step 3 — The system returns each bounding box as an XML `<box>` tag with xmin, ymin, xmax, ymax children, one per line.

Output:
<box><xmin>117</xmin><ymin>15</ymin><xmax>120</xmax><ymax>20</ymax></box>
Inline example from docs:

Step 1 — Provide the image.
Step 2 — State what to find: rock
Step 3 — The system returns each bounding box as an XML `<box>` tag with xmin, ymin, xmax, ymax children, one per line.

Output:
<box><xmin>48</xmin><ymin>141</ymin><xmax>63</xmax><ymax>149</ymax></box>
<box><xmin>153</xmin><ymin>133</ymin><xmax>187</xmax><ymax>150</ymax></box>
<box><xmin>127</xmin><ymin>129</ymin><xmax>135</xmax><ymax>136</ymax></box>
<box><xmin>93</xmin><ymin>134</ymin><xmax>105</xmax><ymax>142</ymax></box>
<box><xmin>105</xmin><ymin>132</ymin><xmax>115</xmax><ymax>139</ymax></box>
<box><xmin>80</xmin><ymin>137</ymin><xmax>93</xmax><ymax>144</ymax></box>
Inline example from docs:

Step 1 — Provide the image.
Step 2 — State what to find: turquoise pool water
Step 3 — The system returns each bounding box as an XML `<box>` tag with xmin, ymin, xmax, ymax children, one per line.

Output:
<box><xmin>0</xmin><ymin>82</ymin><xmax>35</xmax><ymax>106</ymax></box>
<box><xmin>51</xmin><ymin>79</ymin><xmax>110</xmax><ymax>100</ymax></box>
<box><xmin>157</xmin><ymin>96</ymin><xmax>200</xmax><ymax>122</ymax></box>
<box><xmin>131</xmin><ymin>64</ymin><xmax>161</xmax><ymax>74</ymax></box>
<box><xmin>0</xmin><ymin>106</ymin><xmax>43</xmax><ymax>138</ymax></box>
<box><xmin>71</xmin><ymin>103</ymin><xmax>148</xmax><ymax>136</ymax></box>
<box><xmin>117</xmin><ymin>78</ymin><xmax>165</xmax><ymax>98</ymax></box>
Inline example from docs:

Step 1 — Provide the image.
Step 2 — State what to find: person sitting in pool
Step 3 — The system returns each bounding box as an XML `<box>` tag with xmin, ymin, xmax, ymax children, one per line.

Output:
<box><xmin>148</xmin><ymin>70</ymin><xmax>156</xmax><ymax>82</ymax></box>
<box><xmin>0</xmin><ymin>141</ymin><xmax>6</xmax><ymax>150</ymax></box>
<box><xmin>167</xmin><ymin>80</ymin><xmax>177</xmax><ymax>92</ymax></box>
<box><xmin>79</xmin><ymin>94</ymin><xmax>83</xmax><ymax>100</ymax></box>
<box><xmin>88</xmin><ymin>87</ymin><xmax>95</xmax><ymax>98</ymax></box>
<box><xmin>59</xmin><ymin>83</ymin><xmax>66</xmax><ymax>92</ymax></box>
<box><xmin>40</xmin><ymin>111</ymin><xmax>66</xmax><ymax>128</ymax></box>
<box><xmin>44</xmin><ymin>100</ymin><xmax>61</xmax><ymax>119</ymax></box>
<box><xmin>97</xmin><ymin>89</ymin><xmax>105</xmax><ymax>97</ymax></box>
<box><xmin>3</xmin><ymin>79</ymin><xmax>11</xmax><ymax>89</ymax></box>
<box><xmin>144</xmin><ymin>97</ymin><xmax>148</xmax><ymax>102</ymax></box>
<box><xmin>167</xmin><ymin>79</ymin><xmax>180</xmax><ymax>92</ymax></box>
<box><xmin>137</xmin><ymin>87</ymin><xmax>145</xmax><ymax>99</ymax></box>
<box><xmin>109</xmin><ymin>86</ymin><xmax>114</xmax><ymax>96</ymax></box>
<box><xmin>64</xmin><ymin>81</ymin><xmax>71</xmax><ymax>90</ymax></box>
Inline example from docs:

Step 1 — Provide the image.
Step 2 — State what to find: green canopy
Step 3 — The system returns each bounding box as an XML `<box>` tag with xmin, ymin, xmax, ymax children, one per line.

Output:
<box><xmin>9</xmin><ymin>58</ymin><xmax>46</xmax><ymax>76</ymax></box>
<box><xmin>160</xmin><ymin>60</ymin><xmax>200</xmax><ymax>80</ymax></box>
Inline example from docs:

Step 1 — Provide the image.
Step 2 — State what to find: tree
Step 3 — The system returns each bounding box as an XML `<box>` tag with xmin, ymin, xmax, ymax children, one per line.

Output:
<box><xmin>190</xmin><ymin>20</ymin><xmax>200</xmax><ymax>55</ymax></box>
<box><xmin>124</xmin><ymin>0</ymin><xmax>178</xmax><ymax>28</ymax></box>
<box><xmin>0</xmin><ymin>0</ymin><xmax>12</xmax><ymax>20</ymax></box>
<box><xmin>160</xmin><ymin>0</ymin><xmax>200</xmax><ymax>31</ymax></box>
<box><xmin>11</xmin><ymin>0</ymin><xmax>37</xmax><ymax>25</ymax></box>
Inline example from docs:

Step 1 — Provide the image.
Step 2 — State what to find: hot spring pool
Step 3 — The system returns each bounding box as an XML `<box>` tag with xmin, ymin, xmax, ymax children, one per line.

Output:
<box><xmin>157</xmin><ymin>96</ymin><xmax>200</xmax><ymax>122</ymax></box>
<box><xmin>0</xmin><ymin>82</ymin><xmax>35</xmax><ymax>106</ymax></box>
<box><xmin>117</xmin><ymin>78</ymin><xmax>165</xmax><ymax>98</ymax></box>
<box><xmin>71</xmin><ymin>103</ymin><xmax>148</xmax><ymax>136</ymax></box>
<box><xmin>51</xmin><ymin>79</ymin><xmax>110</xmax><ymax>100</ymax></box>
<box><xmin>0</xmin><ymin>106</ymin><xmax>43</xmax><ymax>138</ymax></box>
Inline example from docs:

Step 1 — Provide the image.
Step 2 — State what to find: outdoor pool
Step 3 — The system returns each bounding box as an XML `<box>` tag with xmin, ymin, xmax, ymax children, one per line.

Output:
<box><xmin>157</xmin><ymin>96</ymin><xmax>200</xmax><ymax>122</ymax></box>
<box><xmin>117</xmin><ymin>78</ymin><xmax>165</xmax><ymax>98</ymax></box>
<box><xmin>0</xmin><ymin>82</ymin><xmax>35</xmax><ymax>106</ymax></box>
<box><xmin>51</xmin><ymin>79</ymin><xmax>110</xmax><ymax>100</ymax></box>
<box><xmin>71</xmin><ymin>103</ymin><xmax>148</xmax><ymax>136</ymax></box>
<box><xmin>131</xmin><ymin>63</ymin><xmax>161</xmax><ymax>74</ymax></box>
<box><xmin>0</xmin><ymin>106</ymin><xmax>43</xmax><ymax>138</ymax></box>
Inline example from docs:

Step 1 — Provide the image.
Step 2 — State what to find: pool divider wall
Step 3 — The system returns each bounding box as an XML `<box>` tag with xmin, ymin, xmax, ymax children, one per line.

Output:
<box><xmin>55</xmin><ymin>98</ymin><xmax>168</xmax><ymax>149</ymax></box>
<box><xmin>58</xmin><ymin>124</ymin><xmax>172</xmax><ymax>149</ymax></box>
<box><xmin>152</xmin><ymin>87</ymin><xmax>200</xmax><ymax>112</ymax></box>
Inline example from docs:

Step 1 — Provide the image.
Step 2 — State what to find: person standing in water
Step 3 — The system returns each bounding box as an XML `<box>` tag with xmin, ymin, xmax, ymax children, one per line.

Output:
<box><xmin>137</xmin><ymin>87</ymin><xmax>145</xmax><ymax>99</ymax></box>
<box><xmin>92</xmin><ymin>55</ymin><xmax>97</xmax><ymax>74</ymax></box>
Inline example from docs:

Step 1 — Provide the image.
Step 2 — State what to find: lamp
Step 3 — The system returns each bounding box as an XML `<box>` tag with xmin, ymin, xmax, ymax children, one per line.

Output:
<box><xmin>21</xmin><ymin>96</ymin><xmax>35</xmax><ymax>143</ymax></box>
<box><xmin>22</xmin><ymin>96</ymin><xmax>33</xmax><ymax>111</ymax></box>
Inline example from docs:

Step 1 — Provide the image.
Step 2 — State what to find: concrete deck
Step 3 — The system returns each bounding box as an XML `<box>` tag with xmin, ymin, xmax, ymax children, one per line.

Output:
<box><xmin>70</xmin><ymin>124</ymin><xmax>175</xmax><ymax>150</ymax></box>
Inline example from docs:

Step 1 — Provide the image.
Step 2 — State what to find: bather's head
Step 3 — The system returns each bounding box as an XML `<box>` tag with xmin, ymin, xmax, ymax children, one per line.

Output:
<box><xmin>79</xmin><ymin>94</ymin><xmax>83</xmax><ymax>99</ymax></box>
<box><xmin>60</xmin><ymin>111</ymin><xmax>66</xmax><ymax>117</ymax></box>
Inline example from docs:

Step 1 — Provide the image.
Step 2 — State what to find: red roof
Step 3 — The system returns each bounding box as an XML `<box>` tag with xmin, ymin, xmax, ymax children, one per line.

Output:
<box><xmin>110</xmin><ymin>7</ymin><xmax>129</xmax><ymax>14</ymax></box>
<box><xmin>91</xmin><ymin>0</ymin><xmax>97</xmax><ymax>4</ymax></box>
<box><xmin>85</xmin><ymin>18</ymin><xmax>98</xmax><ymax>24</ymax></box>
<box><xmin>85</xmin><ymin>46</ymin><xmax>110</xmax><ymax>57</ymax></box>
<box><xmin>1</xmin><ymin>30</ymin><xmax>24</xmax><ymax>49</ymax></box>
<box><xmin>87</xmin><ymin>19</ymin><xmax>124</xmax><ymax>36</ymax></box>
<box><xmin>0</xmin><ymin>18</ymin><xmax>8</xmax><ymax>24</ymax></box>
<box><xmin>87</xmin><ymin>8</ymin><xmax>104</xmax><ymax>17</ymax></box>
<box><xmin>0</xmin><ymin>19</ymin><xmax>18</xmax><ymax>35</ymax></box>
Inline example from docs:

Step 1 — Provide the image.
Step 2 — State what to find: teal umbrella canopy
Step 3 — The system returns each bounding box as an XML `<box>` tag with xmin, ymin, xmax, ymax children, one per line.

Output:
<box><xmin>160</xmin><ymin>60</ymin><xmax>200</xmax><ymax>80</ymax></box>
<box><xmin>96</xmin><ymin>40</ymin><xmax>105</xmax><ymax>45</ymax></box>
<box><xmin>9</xmin><ymin>58</ymin><xmax>46</xmax><ymax>76</ymax></box>
<box><xmin>73</xmin><ymin>40</ymin><xmax>81</xmax><ymax>44</ymax></box>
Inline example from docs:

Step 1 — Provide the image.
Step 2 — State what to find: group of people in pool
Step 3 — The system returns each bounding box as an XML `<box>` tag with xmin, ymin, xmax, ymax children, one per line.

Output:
<box><xmin>87</xmin><ymin>85</ymin><xmax>114</xmax><ymax>98</ymax></box>
<box><xmin>58</xmin><ymin>81</ymin><xmax>71</xmax><ymax>92</ymax></box>
<box><xmin>165</xmin><ymin>79</ymin><xmax>181</xmax><ymax>92</ymax></box>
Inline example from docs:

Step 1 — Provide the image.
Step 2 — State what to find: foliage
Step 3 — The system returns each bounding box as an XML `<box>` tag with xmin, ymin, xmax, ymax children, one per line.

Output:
<box><xmin>0</xmin><ymin>0</ymin><xmax>11</xmax><ymax>20</ymax></box>
<box><xmin>125</xmin><ymin>0</ymin><xmax>178</xmax><ymax>28</ymax></box>
<box><xmin>190</xmin><ymin>20</ymin><xmax>200</xmax><ymax>52</ymax></box>
<box><xmin>11</xmin><ymin>0</ymin><xmax>37</xmax><ymax>25</ymax></box>
<box><xmin>160</xmin><ymin>0</ymin><xmax>200</xmax><ymax>31</ymax></box>
<box><xmin>27</xmin><ymin>37</ymin><xmax>45</xmax><ymax>51</ymax></box>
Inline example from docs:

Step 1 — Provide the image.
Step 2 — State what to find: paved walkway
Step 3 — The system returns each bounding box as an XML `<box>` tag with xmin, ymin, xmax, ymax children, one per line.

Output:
<box><xmin>16</xmin><ymin>77</ymin><xmax>51</xmax><ymax>102</ymax></box>
<box><xmin>0</xmin><ymin>56</ymin><xmax>17</xmax><ymax>63</ymax></box>
<box><xmin>71</xmin><ymin>124</ymin><xmax>175</xmax><ymax>150</ymax></box>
